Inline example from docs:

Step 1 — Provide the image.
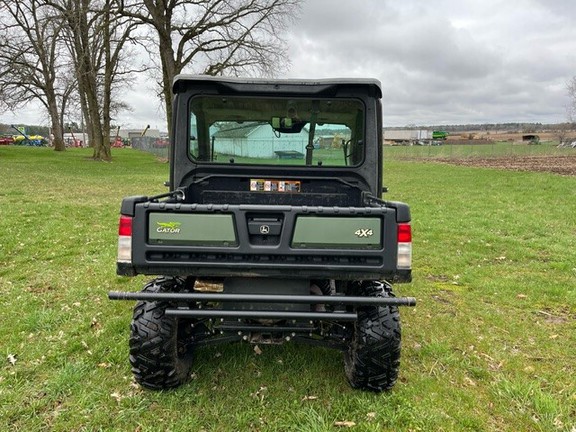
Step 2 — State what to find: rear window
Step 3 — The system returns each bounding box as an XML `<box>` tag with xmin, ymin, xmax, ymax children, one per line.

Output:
<box><xmin>188</xmin><ymin>96</ymin><xmax>365</xmax><ymax>167</ymax></box>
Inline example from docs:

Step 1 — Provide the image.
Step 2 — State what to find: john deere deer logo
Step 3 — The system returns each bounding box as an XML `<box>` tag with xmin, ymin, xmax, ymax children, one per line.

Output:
<box><xmin>156</xmin><ymin>222</ymin><xmax>182</xmax><ymax>234</ymax></box>
<box><xmin>259</xmin><ymin>225</ymin><xmax>270</xmax><ymax>234</ymax></box>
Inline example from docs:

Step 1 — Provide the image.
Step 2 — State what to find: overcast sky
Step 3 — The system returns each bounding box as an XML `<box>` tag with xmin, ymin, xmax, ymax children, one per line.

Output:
<box><xmin>2</xmin><ymin>0</ymin><xmax>575</xmax><ymax>130</ymax></box>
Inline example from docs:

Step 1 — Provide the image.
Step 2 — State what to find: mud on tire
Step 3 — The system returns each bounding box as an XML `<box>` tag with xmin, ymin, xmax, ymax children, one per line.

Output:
<box><xmin>129</xmin><ymin>276</ymin><xmax>194</xmax><ymax>390</ymax></box>
<box><xmin>344</xmin><ymin>280</ymin><xmax>401</xmax><ymax>392</ymax></box>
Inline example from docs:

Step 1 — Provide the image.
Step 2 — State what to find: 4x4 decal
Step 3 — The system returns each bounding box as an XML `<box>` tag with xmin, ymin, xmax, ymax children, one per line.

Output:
<box><xmin>354</xmin><ymin>228</ymin><xmax>374</xmax><ymax>238</ymax></box>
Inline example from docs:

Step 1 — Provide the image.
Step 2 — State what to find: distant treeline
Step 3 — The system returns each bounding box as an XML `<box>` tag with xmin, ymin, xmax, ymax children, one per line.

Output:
<box><xmin>384</xmin><ymin>122</ymin><xmax>574</xmax><ymax>133</ymax></box>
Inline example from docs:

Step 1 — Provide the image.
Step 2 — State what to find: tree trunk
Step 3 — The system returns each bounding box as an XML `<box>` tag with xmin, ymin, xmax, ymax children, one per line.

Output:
<box><xmin>162</xmin><ymin>58</ymin><xmax>174</xmax><ymax>136</ymax></box>
<box><xmin>98</xmin><ymin>0</ymin><xmax>113</xmax><ymax>161</ymax></box>
<box><xmin>157</xmin><ymin>26</ymin><xmax>178</xmax><ymax>135</ymax></box>
<box><xmin>51</xmin><ymin>118</ymin><xmax>65</xmax><ymax>151</ymax></box>
<box><xmin>45</xmin><ymin>81</ymin><xmax>66</xmax><ymax>151</ymax></box>
<box><xmin>93</xmin><ymin>135</ymin><xmax>111</xmax><ymax>160</ymax></box>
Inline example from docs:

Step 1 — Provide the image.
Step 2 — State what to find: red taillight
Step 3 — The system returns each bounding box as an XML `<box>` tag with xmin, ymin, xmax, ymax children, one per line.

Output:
<box><xmin>397</xmin><ymin>223</ymin><xmax>412</xmax><ymax>243</ymax></box>
<box><xmin>119</xmin><ymin>215</ymin><xmax>133</xmax><ymax>236</ymax></box>
<box><xmin>118</xmin><ymin>215</ymin><xmax>133</xmax><ymax>263</ymax></box>
<box><xmin>397</xmin><ymin>222</ymin><xmax>412</xmax><ymax>270</ymax></box>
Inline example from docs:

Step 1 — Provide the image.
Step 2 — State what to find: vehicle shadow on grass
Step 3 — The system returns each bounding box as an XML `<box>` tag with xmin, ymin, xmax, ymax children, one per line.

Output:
<box><xmin>189</xmin><ymin>342</ymin><xmax>346</xmax><ymax>394</ymax></box>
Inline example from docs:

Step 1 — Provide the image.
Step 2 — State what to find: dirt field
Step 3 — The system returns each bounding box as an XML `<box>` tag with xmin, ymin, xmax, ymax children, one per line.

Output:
<box><xmin>435</xmin><ymin>154</ymin><xmax>576</xmax><ymax>176</ymax></box>
<box><xmin>446</xmin><ymin>130</ymin><xmax>566</xmax><ymax>143</ymax></box>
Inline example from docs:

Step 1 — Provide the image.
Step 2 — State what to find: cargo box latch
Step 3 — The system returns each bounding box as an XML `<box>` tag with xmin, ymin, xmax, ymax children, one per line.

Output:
<box><xmin>248</xmin><ymin>217</ymin><xmax>283</xmax><ymax>236</ymax></box>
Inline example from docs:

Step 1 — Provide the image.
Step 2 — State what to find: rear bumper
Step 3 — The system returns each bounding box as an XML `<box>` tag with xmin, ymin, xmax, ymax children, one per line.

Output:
<box><xmin>108</xmin><ymin>290</ymin><xmax>416</xmax><ymax>321</ymax></box>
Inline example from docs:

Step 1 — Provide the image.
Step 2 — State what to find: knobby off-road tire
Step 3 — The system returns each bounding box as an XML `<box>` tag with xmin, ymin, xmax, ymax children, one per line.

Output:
<box><xmin>129</xmin><ymin>276</ymin><xmax>194</xmax><ymax>390</ymax></box>
<box><xmin>344</xmin><ymin>281</ymin><xmax>401</xmax><ymax>392</ymax></box>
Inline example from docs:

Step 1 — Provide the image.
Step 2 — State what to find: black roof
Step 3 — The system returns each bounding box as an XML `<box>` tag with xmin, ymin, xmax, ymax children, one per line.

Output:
<box><xmin>172</xmin><ymin>75</ymin><xmax>382</xmax><ymax>98</ymax></box>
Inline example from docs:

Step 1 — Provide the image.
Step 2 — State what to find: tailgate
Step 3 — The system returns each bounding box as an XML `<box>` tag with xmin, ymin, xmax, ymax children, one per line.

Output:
<box><xmin>118</xmin><ymin>202</ymin><xmax>411</xmax><ymax>281</ymax></box>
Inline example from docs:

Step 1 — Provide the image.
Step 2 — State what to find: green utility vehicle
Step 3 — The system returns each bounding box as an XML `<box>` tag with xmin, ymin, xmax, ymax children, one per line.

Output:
<box><xmin>109</xmin><ymin>76</ymin><xmax>415</xmax><ymax>392</ymax></box>
<box><xmin>432</xmin><ymin>130</ymin><xmax>448</xmax><ymax>140</ymax></box>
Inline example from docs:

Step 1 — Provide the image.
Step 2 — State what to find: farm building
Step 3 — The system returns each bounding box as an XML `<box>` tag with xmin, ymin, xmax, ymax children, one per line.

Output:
<box><xmin>212</xmin><ymin>122</ymin><xmax>309</xmax><ymax>159</ymax></box>
<box><xmin>115</xmin><ymin>128</ymin><xmax>161</xmax><ymax>140</ymax></box>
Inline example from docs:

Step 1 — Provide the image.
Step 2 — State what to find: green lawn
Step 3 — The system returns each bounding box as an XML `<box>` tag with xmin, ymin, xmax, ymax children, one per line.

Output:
<box><xmin>0</xmin><ymin>146</ymin><xmax>575</xmax><ymax>431</ymax></box>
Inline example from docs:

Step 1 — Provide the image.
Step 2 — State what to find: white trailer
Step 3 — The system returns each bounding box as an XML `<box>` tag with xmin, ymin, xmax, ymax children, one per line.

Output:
<box><xmin>383</xmin><ymin>129</ymin><xmax>432</xmax><ymax>145</ymax></box>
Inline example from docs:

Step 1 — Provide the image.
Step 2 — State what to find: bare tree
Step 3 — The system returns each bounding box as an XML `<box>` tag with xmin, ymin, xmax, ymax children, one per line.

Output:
<box><xmin>118</xmin><ymin>0</ymin><xmax>301</xmax><ymax>132</ymax></box>
<box><xmin>47</xmin><ymin>0</ymin><xmax>143</xmax><ymax>160</ymax></box>
<box><xmin>568</xmin><ymin>76</ymin><xmax>576</xmax><ymax>124</ymax></box>
<box><xmin>0</xmin><ymin>0</ymin><xmax>75</xmax><ymax>151</ymax></box>
<box><xmin>556</xmin><ymin>76</ymin><xmax>576</xmax><ymax>147</ymax></box>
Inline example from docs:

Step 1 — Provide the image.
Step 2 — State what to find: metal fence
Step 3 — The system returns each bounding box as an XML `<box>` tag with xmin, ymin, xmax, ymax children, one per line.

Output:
<box><xmin>384</xmin><ymin>141</ymin><xmax>576</xmax><ymax>161</ymax></box>
<box><xmin>130</xmin><ymin>136</ymin><xmax>169</xmax><ymax>158</ymax></box>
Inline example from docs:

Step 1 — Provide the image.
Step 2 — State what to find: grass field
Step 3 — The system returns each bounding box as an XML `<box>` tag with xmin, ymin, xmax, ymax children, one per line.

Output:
<box><xmin>0</xmin><ymin>146</ymin><xmax>575</xmax><ymax>431</ymax></box>
<box><xmin>385</xmin><ymin>141</ymin><xmax>575</xmax><ymax>160</ymax></box>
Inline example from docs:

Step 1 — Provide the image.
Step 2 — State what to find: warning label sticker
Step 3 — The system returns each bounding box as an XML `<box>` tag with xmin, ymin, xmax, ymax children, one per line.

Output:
<box><xmin>250</xmin><ymin>179</ymin><xmax>301</xmax><ymax>192</ymax></box>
